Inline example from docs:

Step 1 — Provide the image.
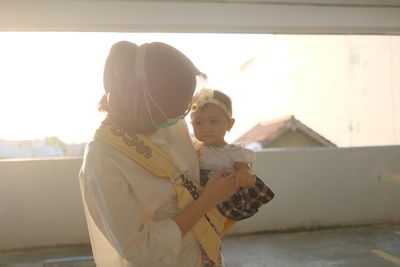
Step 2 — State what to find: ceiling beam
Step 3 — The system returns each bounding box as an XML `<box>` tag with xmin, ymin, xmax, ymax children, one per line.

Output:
<box><xmin>1</xmin><ymin>0</ymin><xmax>400</xmax><ymax>34</ymax></box>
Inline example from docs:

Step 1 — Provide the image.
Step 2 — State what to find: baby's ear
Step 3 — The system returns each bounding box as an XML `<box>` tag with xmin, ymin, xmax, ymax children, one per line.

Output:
<box><xmin>227</xmin><ymin>118</ymin><xmax>235</xmax><ymax>131</ymax></box>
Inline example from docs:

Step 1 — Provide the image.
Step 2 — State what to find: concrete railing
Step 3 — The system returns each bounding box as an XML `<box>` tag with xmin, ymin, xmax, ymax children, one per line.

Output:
<box><xmin>0</xmin><ymin>158</ymin><xmax>87</xmax><ymax>251</ymax></box>
<box><xmin>231</xmin><ymin>145</ymin><xmax>400</xmax><ymax>234</ymax></box>
<box><xmin>1</xmin><ymin>146</ymin><xmax>400</xmax><ymax>251</ymax></box>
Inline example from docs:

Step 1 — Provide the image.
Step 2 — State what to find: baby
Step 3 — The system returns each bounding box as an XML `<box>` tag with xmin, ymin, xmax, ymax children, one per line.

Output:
<box><xmin>190</xmin><ymin>88</ymin><xmax>274</xmax><ymax>221</ymax></box>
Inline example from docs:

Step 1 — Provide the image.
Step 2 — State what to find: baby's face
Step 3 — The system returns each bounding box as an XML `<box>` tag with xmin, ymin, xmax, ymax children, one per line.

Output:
<box><xmin>190</xmin><ymin>104</ymin><xmax>233</xmax><ymax>147</ymax></box>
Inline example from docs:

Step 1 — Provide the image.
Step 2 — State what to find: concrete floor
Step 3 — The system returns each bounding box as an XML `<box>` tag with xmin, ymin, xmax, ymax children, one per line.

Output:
<box><xmin>222</xmin><ymin>224</ymin><xmax>400</xmax><ymax>267</ymax></box>
<box><xmin>1</xmin><ymin>224</ymin><xmax>399</xmax><ymax>267</ymax></box>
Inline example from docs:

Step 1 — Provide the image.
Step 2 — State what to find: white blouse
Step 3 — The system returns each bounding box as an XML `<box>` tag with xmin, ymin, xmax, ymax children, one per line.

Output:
<box><xmin>79</xmin><ymin>121</ymin><xmax>202</xmax><ymax>267</ymax></box>
<box><xmin>199</xmin><ymin>144</ymin><xmax>255</xmax><ymax>173</ymax></box>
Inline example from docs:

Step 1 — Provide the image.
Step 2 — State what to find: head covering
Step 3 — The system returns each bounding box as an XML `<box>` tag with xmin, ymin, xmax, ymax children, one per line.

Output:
<box><xmin>101</xmin><ymin>41</ymin><xmax>202</xmax><ymax>135</ymax></box>
<box><xmin>190</xmin><ymin>88</ymin><xmax>232</xmax><ymax>119</ymax></box>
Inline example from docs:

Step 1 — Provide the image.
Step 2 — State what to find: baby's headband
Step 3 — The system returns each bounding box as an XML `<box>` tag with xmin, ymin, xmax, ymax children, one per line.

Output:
<box><xmin>190</xmin><ymin>88</ymin><xmax>232</xmax><ymax>118</ymax></box>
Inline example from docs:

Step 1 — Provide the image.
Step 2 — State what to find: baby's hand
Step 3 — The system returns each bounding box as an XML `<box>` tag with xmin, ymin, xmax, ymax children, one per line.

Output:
<box><xmin>232</xmin><ymin>168</ymin><xmax>256</xmax><ymax>189</ymax></box>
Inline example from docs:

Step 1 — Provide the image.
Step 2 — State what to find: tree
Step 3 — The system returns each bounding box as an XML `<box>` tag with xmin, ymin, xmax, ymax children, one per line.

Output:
<box><xmin>44</xmin><ymin>136</ymin><xmax>66</xmax><ymax>152</ymax></box>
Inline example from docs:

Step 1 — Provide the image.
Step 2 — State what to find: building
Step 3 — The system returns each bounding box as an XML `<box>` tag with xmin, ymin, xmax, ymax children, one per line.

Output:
<box><xmin>236</xmin><ymin>115</ymin><xmax>336</xmax><ymax>150</ymax></box>
<box><xmin>0</xmin><ymin>139</ymin><xmax>64</xmax><ymax>159</ymax></box>
<box><xmin>0</xmin><ymin>138</ymin><xmax>86</xmax><ymax>159</ymax></box>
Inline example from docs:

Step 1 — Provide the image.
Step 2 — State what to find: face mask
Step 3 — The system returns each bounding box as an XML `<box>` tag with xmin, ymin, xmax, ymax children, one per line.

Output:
<box><xmin>151</xmin><ymin>117</ymin><xmax>181</xmax><ymax>129</ymax></box>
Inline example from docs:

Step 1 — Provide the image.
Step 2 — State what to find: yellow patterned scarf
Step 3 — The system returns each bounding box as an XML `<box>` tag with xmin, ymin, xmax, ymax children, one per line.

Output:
<box><xmin>94</xmin><ymin>123</ymin><xmax>235</xmax><ymax>265</ymax></box>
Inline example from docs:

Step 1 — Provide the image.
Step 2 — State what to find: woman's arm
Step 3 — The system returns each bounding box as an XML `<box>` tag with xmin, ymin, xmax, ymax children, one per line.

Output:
<box><xmin>81</xmin><ymin>143</ymin><xmax>186</xmax><ymax>265</ymax></box>
<box><xmin>173</xmin><ymin>168</ymin><xmax>236</xmax><ymax>235</ymax></box>
<box><xmin>81</xmin><ymin>142</ymin><xmax>240</xmax><ymax>264</ymax></box>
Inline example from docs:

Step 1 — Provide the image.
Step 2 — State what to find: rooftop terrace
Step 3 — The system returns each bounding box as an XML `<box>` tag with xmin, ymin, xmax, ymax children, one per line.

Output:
<box><xmin>1</xmin><ymin>146</ymin><xmax>400</xmax><ymax>266</ymax></box>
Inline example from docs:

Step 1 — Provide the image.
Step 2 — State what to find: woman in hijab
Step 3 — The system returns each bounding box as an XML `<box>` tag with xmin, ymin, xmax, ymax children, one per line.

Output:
<box><xmin>80</xmin><ymin>41</ymin><xmax>244</xmax><ymax>267</ymax></box>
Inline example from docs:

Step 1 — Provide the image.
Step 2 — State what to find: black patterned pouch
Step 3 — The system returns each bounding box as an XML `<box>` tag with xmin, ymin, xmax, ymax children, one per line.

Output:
<box><xmin>200</xmin><ymin>169</ymin><xmax>275</xmax><ymax>221</ymax></box>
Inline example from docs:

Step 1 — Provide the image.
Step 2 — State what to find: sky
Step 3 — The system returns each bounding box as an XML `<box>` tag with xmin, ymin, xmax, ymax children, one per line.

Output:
<box><xmin>0</xmin><ymin>32</ymin><xmax>399</xmax><ymax>147</ymax></box>
<box><xmin>0</xmin><ymin>32</ymin><xmax>272</xmax><ymax>143</ymax></box>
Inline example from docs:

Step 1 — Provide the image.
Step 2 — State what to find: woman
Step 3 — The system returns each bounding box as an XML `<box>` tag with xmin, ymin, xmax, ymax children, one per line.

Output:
<box><xmin>79</xmin><ymin>41</ymin><xmax>246</xmax><ymax>267</ymax></box>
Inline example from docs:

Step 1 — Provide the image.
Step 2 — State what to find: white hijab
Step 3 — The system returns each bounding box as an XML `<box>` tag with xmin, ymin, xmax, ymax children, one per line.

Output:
<box><xmin>150</xmin><ymin>119</ymin><xmax>200</xmax><ymax>183</ymax></box>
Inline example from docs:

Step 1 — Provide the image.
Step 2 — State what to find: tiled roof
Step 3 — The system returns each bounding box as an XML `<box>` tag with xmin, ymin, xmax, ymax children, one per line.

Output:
<box><xmin>235</xmin><ymin>115</ymin><xmax>336</xmax><ymax>147</ymax></box>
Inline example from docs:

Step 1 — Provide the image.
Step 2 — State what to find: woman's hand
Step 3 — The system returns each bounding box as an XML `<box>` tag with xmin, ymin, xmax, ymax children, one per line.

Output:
<box><xmin>201</xmin><ymin>168</ymin><xmax>237</xmax><ymax>206</ymax></box>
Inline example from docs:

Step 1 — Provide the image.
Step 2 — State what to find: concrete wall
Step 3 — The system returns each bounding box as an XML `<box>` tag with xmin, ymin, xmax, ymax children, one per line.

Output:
<box><xmin>1</xmin><ymin>146</ymin><xmax>400</xmax><ymax>251</ymax></box>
